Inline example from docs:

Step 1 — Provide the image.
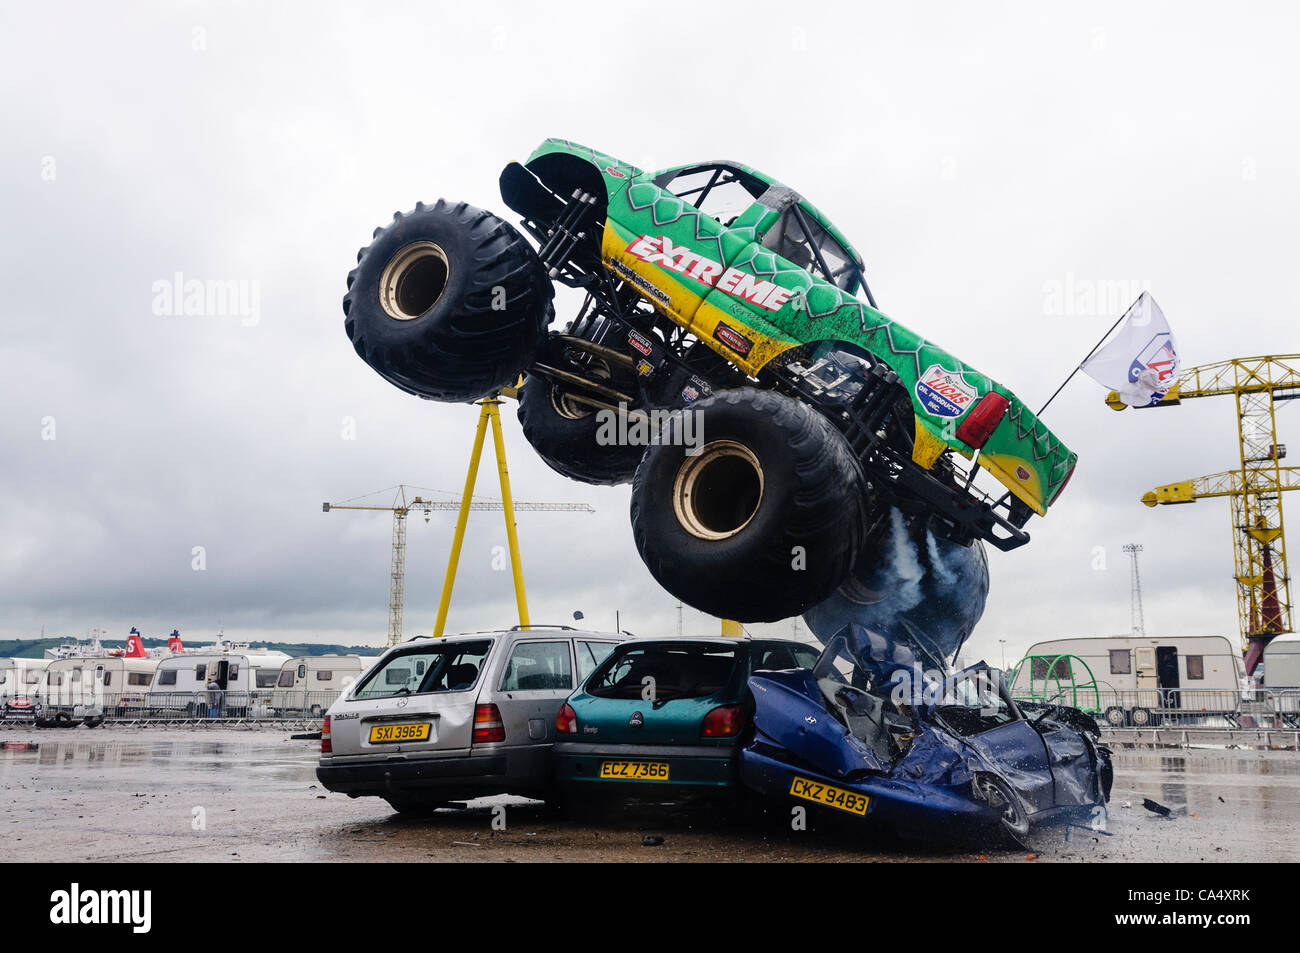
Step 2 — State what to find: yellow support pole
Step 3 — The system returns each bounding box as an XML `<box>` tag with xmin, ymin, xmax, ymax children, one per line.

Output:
<box><xmin>433</xmin><ymin>403</ymin><xmax>492</xmax><ymax>637</ymax></box>
<box><xmin>485</xmin><ymin>398</ymin><xmax>531</xmax><ymax>629</ymax></box>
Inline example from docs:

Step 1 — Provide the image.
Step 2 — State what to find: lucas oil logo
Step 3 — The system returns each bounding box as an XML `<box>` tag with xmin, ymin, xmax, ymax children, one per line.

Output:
<box><xmin>623</xmin><ymin>235</ymin><xmax>797</xmax><ymax>313</ymax></box>
<box><xmin>915</xmin><ymin>364</ymin><xmax>977</xmax><ymax>418</ymax></box>
<box><xmin>1127</xmin><ymin>331</ymin><xmax>1178</xmax><ymax>406</ymax></box>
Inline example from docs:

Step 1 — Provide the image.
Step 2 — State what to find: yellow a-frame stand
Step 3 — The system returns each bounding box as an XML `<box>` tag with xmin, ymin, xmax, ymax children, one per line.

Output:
<box><xmin>430</xmin><ymin>390</ymin><xmax>742</xmax><ymax>639</ymax></box>
<box><xmin>432</xmin><ymin>395</ymin><xmax>529</xmax><ymax>637</ymax></box>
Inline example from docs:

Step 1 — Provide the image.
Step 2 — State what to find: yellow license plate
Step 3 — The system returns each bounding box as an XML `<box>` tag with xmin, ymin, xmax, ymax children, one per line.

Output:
<box><xmin>789</xmin><ymin>776</ymin><xmax>870</xmax><ymax>815</ymax></box>
<box><xmin>599</xmin><ymin>760</ymin><xmax>670</xmax><ymax>781</ymax></box>
<box><xmin>369</xmin><ymin>723</ymin><xmax>431</xmax><ymax>744</ymax></box>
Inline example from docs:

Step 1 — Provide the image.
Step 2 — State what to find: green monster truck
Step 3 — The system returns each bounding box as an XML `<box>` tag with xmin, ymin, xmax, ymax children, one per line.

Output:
<box><xmin>343</xmin><ymin>139</ymin><xmax>1076</xmax><ymax>626</ymax></box>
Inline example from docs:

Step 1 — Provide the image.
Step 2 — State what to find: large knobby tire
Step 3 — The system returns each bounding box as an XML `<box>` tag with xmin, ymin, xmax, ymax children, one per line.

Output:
<box><xmin>630</xmin><ymin>388</ymin><xmax>868</xmax><ymax>622</ymax></box>
<box><xmin>343</xmin><ymin>199</ymin><xmax>553</xmax><ymax>402</ymax></box>
<box><xmin>516</xmin><ymin>374</ymin><xmax>645</xmax><ymax>486</ymax></box>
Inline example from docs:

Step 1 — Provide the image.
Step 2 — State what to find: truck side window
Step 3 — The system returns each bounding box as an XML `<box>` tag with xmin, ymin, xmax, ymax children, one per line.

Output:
<box><xmin>1186</xmin><ymin>655</ymin><xmax>1204</xmax><ymax>680</ymax></box>
<box><xmin>1109</xmin><ymin>650</ymin><xmax>1131</xmax><ymax>675</ymax></box>
<box><xmin>278</xmin><ymin>670</ymin><xmax>294</xmax><ymax>688</ymax></box>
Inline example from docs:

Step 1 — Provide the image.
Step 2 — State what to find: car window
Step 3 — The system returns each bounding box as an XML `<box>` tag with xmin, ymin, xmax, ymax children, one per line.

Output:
<box><xmin>576</xmin><ymin>640</ymin><xmax>617</xmax><ymax>683</ymax></box>
<box><xmin>102</xmin><ymin>670</ymin><xmax>113</xmax><ymax>687</ymax></box>
<box><xmin>277</xmin><ymin>670</ymin><xmax>294</xmax><ymax>688</ymax></box>
<box><xmin>589</xmin><ymin>644</ymin><xmax>739</xmax><ymax>701</ymax></box>
<box><xmin>500</xmin><ymin>641</ymin><xmax>572</xmax><ymax>692</ymax></box>
<box><xmin>352</xmin><ymin>640</ymin><xmax>494</xmax><ymax>699</ymax></box>
<box><xmin>128</xmin><ymin>672</ymin><xmax>150</xmax><ymax>687</ymax></box>
<box><xmin>753</xmin><ymin>643</ymin><xmax>821</xmax><ymax>672</ymax></box>
<box><xmin>761</xmin><ymin>206</ymin><xmax>858</xmax><ymax>291</ymax></box>
<box><xmin>255</xmin><ymin>670</ymin><xmax>279</xmax><ymax>688</ymax></box>
<box><xmin>158</xmin><ymin>669</ymin><xmax>177</xmax><ymax>686</ymax></box>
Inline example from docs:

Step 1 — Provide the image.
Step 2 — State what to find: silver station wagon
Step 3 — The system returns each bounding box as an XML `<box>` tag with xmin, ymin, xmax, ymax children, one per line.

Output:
<box><xmin>317</xmin><ymin>626</ymin><xmax>626</xmax><ymax>813</ymax></box>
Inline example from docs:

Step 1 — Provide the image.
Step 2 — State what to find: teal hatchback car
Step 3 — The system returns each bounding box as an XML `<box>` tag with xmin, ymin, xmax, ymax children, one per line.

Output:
<box><xmin>552</xmin><ymin>638</ymin><xmax>820</xmax><ymax>801</ymax></box>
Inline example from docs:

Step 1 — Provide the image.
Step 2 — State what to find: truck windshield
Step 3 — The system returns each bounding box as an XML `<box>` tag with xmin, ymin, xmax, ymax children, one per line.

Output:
<box><xmin>352</xmin><ymin>640</ymin><xmax>493</xmax><ymax>699</ymax></box>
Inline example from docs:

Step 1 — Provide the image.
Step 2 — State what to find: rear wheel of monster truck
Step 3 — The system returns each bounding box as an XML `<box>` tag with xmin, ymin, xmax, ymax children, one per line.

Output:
<box><xmin>343</xmin><ymin>200</ymin><xmax>553</xmax><ymax>402</ymax></box>
<box><xmin>516</xmin><ymin>373</ymin><xmax>645</xmax><ymax>486</ymax></box>
<box><xmin>630</xmin><ymin>388</ymin><xmax>868</xmax><ymax>622</ymax></box>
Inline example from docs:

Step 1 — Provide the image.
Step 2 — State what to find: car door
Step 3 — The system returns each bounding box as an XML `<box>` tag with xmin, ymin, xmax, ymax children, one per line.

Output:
<box><xmin>493</xmin><ymin>639</ymin><xmax>576</xmax><ymax>747</ymax></box>
<box><xmin>696</xmin><ymin>196</ymin><xmax>864</xmax><ymax>374</ymax></box>
<box><xmin>606</xmin><ymin>164</ymin><xmax>771</xmax><ymax>347</ymax></box>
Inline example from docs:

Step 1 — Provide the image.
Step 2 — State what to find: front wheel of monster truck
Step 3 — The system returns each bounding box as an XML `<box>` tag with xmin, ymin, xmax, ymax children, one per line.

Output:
<box><xmin>343</xmin><ymin>200</ymin><xmax>553</xmax><ymax>402</ymax></box>
<box><xmin>630</xmin><ymin>388</ymin><xmax>868</xmax><ymax>622</ymax></box>
<box><xmin>516</xmin><ymin>373</ymin><xmax>646</xmax><ymax>486</ymax></box>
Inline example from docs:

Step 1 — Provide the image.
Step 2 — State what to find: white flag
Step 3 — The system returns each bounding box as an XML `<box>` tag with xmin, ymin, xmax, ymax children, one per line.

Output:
<box><xmin>1080</xmin><ymin>292</ymin><xmax>1179</xmax><ymax>407</ymax></box>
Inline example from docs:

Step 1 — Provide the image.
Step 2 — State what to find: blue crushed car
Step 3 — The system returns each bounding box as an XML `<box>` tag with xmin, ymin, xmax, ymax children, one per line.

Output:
<box><xmin>739</xmin><ymin>625</ymin><xmax>1113</xmax><ymax>841</ymax></box>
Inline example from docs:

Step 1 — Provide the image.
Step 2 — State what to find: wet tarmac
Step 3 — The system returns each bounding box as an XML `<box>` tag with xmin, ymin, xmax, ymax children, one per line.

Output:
<box><xmin>2</xmin><ymin>728</ymin><xmax>1297</xmax><ymax>862</ymax></box>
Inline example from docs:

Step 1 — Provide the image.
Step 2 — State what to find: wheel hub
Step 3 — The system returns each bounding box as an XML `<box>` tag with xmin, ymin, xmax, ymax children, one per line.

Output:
<box><xmin>379</xmin><ymin>241</ymin><xmax>450</xmax><ymax>320</ymax></box>
<box><xmin>672</xmin><ymin>440</ymin><xmax>764</xmax><ymax>541</ymax></box>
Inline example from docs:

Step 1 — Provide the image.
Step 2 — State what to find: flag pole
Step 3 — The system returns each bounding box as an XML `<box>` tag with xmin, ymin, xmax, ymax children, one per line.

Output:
<box><xmin>1035</xmin><ymin>310</ymin><xmax>1129</xmax><ymax>417</ymax></box>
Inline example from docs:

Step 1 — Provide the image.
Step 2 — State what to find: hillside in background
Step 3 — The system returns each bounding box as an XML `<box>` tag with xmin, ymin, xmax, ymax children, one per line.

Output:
<box><xmin>0</xmin><ymin>637</ymin><xmax>383</xmax><ymax>659</ymax></box>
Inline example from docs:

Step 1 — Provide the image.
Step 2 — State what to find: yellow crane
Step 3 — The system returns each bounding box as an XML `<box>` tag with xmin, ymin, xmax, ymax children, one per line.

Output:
<box><xmin>1107</xmin><ymin>355</ymin><xmax>1300</xmax><ymax>673</ymax></box>
<box><xmin>324</xmin><ymin>483</ymin><xmax>594</xmax><ymax>647</ymax></box>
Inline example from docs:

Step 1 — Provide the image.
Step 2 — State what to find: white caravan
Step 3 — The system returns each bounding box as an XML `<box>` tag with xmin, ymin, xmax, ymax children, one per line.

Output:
<box><xmin>148</xmin><ymin>645</ymin><xmax>290</xmax><ymax>716</ymax></box>
<box><xmin>39</xmin><ymin>656</ymin><xmax>161</xmax><ymax>723</ymax></box>
<box><xmin>1010</xmin><ymin>635</ymin><xmax>1245</xmax><ymax>727</ymax></box>
<box><xmin>0</xmin><ymin>658</ymin><xmax>50</xmax><ymax>706</ymax></box>
<box><xmin>268</xmin><ymin>655</ymin><xmax>372</xmax><ymax>716</ymax></box>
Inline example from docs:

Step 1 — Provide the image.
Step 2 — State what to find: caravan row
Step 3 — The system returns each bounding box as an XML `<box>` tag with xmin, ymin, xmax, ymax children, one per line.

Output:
<box><xmin>0</xmin><ymin>651</ymin><xmax>374</xmax><ymax>723</ymax></box>
<box><xmin>1006</xmin><ymin>634</ymin><xmax>1300</xmax><ymax>727</ymax></box>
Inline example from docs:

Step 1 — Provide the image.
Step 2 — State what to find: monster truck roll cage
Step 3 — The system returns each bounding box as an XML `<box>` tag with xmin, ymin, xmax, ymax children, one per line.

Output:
<box><xmin>512</xmin><ymin>188</ymin><xmax>1033</xmax><ymax>553</ymax></box>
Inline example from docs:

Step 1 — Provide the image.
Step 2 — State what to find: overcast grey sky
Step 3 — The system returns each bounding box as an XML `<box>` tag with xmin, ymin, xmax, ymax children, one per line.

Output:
<box><xmin>2</xmin><ymin>1</ymin><xmax>1297</xmax><ymax>664</ymax></box>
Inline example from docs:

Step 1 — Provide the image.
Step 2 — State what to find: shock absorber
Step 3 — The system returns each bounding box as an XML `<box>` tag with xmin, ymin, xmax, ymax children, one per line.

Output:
<box><xmin>539</xmin><ymin>190</ymin><xmax>599</xmax><ymax>277</ymax></box>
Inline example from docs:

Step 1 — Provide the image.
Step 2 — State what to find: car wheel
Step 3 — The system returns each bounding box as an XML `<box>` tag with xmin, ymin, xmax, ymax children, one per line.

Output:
<box><xmin>630</xmin><ymin>388</ymin><xmax>868</xmax><ymax>622</ymax></box>
<box><xmin>344</xmin><ymin>200</ymin><xmax>553</xmax><ymax>402</ymax></box>
<box><xmin>516</xmin><ymin>372</ymin><xmax>645</xmax><ymax>486</ymax></box>
<box><xmin>975</xmin><ymin>774</ymin><xmax>1030</xmax><ymax>840</ymax></box>
<box><xmin>1128</xmin><ymin>707</ymin><xmax>1153</xmax><ymax>728</ymax></box>
<box><xmin>1102</xmin><ymin>706</ymin><xmax>1127</xmax><ymax>728</ymax></box>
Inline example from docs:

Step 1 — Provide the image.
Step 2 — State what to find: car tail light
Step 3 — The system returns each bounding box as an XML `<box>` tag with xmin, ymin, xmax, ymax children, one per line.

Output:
<box><xmin>321</xmin><ymin>715</ymin><xmax>332</xmax><ymax>754</ymax></box>
<box><xmin>701</xmin><ymin>704</ymin><xmax>744</xmax><ymax>738</ymax></box>
<box><xmin>955</xmin><ymin>392</ymin><xmax>1010</xmax><ymax>449</ymax></box>
<box><xmin>472</xmin><ymin>703</ymin><xmax>505</xmax><ymax>744</ymax></box>
<box><xmin>555</xmin><ymin>703</ymin><xmax>578</xmax><ymax>735</ymax></box>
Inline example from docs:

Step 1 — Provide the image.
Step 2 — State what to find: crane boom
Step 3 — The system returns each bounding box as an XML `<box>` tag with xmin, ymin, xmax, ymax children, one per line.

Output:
<box><xmin>1142</xmin><ymin>467</ymin><xmax>1300</xmax><ymax>505</ymax></box>
<box><xmin>323</xmin><ymin>485</ymin><xmax>594</xmax><ymax>646</ymax></box>
<box><xmin>1113</xmin><ymin>355</ymin><xmax>1296</xmax><ymax>674</ymax></box>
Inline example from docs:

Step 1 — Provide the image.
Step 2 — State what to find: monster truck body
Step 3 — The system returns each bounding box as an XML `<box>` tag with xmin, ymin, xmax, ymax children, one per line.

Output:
<box><xmin>343</xmin><ymin>138</ymin><xmax>1077</xmax><ymax>623</ymax></box>
<box><xmin>499</xmin><ymin>139</ymin><xmax>1075</xmax><ymax>546</ymax></box>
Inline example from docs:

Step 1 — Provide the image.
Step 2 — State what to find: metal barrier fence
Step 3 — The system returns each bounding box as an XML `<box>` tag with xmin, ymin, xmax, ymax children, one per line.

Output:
<box><xmin>1012</xmin><ymin>686</ymin><xmax>1300</xmax><ymax>728</ymax></box>
<box><xmin>1</xmin><ymin>689</ymin><xmax>341</xmax><ymax>725</ymax></box>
